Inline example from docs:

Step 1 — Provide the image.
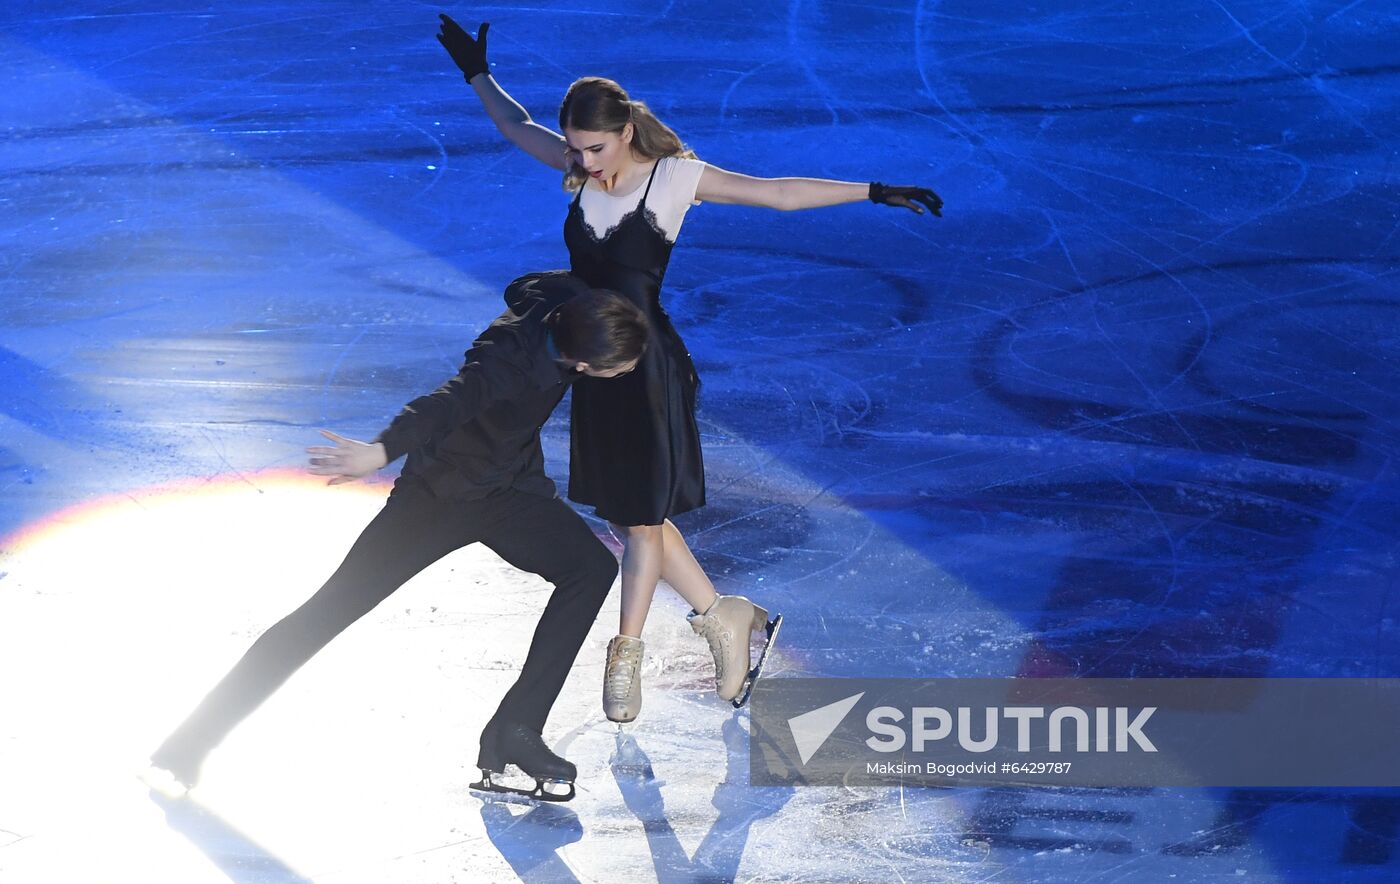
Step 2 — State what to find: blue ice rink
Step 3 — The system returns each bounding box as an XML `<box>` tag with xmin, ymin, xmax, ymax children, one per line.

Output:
<box><xmin>2</xmin><ymin>2</ymin><xmax>1398</xmax><ymax>881</ymax></box>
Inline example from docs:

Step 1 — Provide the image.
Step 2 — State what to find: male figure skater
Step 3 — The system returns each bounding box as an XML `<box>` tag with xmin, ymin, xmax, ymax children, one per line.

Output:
<box><xmin>148</xmin><ymin>270</ymin><xmax>648</xmax><ymax>801</ymax></box>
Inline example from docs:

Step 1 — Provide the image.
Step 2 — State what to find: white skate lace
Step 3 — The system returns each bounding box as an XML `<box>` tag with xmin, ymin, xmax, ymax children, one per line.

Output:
<box><xmin>607</xmin><ymin>642</ymin><xmax>641</xmax><ymax>698</ymax></box>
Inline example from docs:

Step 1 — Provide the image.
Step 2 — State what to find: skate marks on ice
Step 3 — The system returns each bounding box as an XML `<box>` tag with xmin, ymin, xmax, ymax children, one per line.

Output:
<box><xmin>1160</xmin><ymin>790</ymin><xmax>1400</xmax><ymax>865</ymax></box>
<box><xmin>3</xmin><ymin>2</ymin><xmax>1399</xmax><ymax>881</ymax></box>
<box><xmin>0</xmin><ymin>34</ymin><xmax>508</xmax><ymax>540</ymax></box>
<box><xmin>955</xmin><ymin>785</ymin><xmax>1400</xmax><ymax>877</ymax></box>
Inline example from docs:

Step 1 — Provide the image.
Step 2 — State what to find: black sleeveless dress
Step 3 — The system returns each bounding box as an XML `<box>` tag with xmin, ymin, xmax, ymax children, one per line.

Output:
<box><xmin>564</xmin><ymin>160</ymin><xmax>705</xmax><ymax>526</ymax></box>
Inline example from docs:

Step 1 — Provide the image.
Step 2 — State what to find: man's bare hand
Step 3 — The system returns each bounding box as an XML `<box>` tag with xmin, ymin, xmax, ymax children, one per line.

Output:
<box><xmin>307</xmin><ymin>430</ymin><xmax>388</xmax><ymax>485</ymax></box>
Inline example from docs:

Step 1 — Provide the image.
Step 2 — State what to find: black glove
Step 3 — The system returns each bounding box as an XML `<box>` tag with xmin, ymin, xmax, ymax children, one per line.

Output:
<box><xmin>437</xmin><ymin>14</ymin><xmax>490</xmax><ymax>83</ymax></box>
<box><xmin>869</xmin><ymin>182</ymin><xmax>942</xmax><ymax>217</ymax></box>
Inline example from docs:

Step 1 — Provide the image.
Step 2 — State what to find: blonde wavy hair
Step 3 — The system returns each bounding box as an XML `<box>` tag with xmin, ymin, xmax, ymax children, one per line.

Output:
<box><xmin>558</xmin><ymin>77</ymin><xmax>698</xmax><ymax>191</ymax></box>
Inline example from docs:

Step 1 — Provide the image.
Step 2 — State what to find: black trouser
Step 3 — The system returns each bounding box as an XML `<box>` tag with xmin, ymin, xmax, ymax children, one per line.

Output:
<box><xmin>152</xmin><ymin>483</ymin><xmax>617</xmax><ymax>773</ymax></box>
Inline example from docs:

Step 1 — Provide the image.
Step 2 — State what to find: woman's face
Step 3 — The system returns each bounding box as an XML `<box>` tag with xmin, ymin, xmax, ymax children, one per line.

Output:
<box><xmin>563</xmin><ymin>125</ymin><xmax>634</xmax><ymax>183</ymax></box>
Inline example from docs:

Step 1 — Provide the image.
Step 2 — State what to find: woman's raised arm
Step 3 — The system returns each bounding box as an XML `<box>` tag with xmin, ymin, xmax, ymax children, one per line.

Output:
<box><xmin>438</xmin><ymin>16</ymin><xmax>568</xmax><ymax>171</ymax></box>
<box><xmin>696</xmin><ymin>165</ymin><xmax>942</xmax><ymax>216</ymax></box>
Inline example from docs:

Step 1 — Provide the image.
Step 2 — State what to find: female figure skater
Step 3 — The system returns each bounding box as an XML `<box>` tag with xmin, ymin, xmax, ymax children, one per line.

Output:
<box><xmin>437</xmin><ymin>15</ymin><xmax>942</xmax><ymax>723</ymax></box>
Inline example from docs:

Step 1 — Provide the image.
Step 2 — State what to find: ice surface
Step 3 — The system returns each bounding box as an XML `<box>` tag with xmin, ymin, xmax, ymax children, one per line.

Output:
<box><xmin>2</xmin><ymin>1</ymin><xmax>1398</xmax><ymax>880</ymax></box>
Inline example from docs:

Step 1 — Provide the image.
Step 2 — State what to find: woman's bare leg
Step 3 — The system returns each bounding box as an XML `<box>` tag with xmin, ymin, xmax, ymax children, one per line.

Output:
<box><xmin>658</xmin><ymin>519</ymin><xmax>719</xmax><ymax>613</ymax></box>
<box><xmin>614</xmin><ymin>523</ymin><xmax>664</xmax><ymax>637</ymax></box>
<box><xmin>613</xmin><ymin>520</ymin><xmax>720</xmax><ymax>636</ymax></box>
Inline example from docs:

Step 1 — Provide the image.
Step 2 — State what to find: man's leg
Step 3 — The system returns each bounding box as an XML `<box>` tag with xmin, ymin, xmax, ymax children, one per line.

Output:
<box><xmin>478</xmin><ymin>491</ymin><xmax>618</xmax><ymax>737</ymax></box>
<box><xmin>151</xmin><ymin>485</ymin><xmax>482</xmax><ymax>782</ymax></box>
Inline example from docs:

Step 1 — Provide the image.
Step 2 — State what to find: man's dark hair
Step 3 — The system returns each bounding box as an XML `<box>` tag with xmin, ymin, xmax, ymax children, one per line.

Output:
<box><xmin>552</xmin><ymin>291</ymin><xmax>649</xmax><ymax>370</ymax></box>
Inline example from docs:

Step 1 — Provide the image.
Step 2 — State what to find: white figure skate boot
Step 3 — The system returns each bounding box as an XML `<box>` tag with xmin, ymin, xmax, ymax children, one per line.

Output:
<box><xmin>688</xmin><ymin>595</ymin><xmax>782</xmax><ymax>706</ymax></box>
<box><xmin>603</xmin><ymin>635</ymin><xmax>645</xmax><ymax>723</ymax></box>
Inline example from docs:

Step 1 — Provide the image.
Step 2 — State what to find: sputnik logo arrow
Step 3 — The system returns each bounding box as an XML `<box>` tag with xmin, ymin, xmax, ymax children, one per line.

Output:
<box><xmin>787</xmin><ymin>692</ymin><xmax>865</xmax><ymax>764</ymax></box>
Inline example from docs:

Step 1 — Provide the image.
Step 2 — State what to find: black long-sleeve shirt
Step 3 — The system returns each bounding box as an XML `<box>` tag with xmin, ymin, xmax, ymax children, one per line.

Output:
<box><xmin>375</xmin><ymin>270</ymin><xmax>590</xmax><ymax>500</ymax></box>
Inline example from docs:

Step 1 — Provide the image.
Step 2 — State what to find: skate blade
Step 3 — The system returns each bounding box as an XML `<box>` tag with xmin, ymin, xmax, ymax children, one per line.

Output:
<box><xmin>471</xmin><ymin>770</ymin><xmax>576</xmax><ymax>803</ymax></box>
<box><xmin>136</xmin><ymin>763</ymin><xmax>192</xmax><ymax>800</ymax></box>
<box><xmin>732</xmin><ymin>613</ymin><xmax>784</xmax><ymax>709</ymax></box>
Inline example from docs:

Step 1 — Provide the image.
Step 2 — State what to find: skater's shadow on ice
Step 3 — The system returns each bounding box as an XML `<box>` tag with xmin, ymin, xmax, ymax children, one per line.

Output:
<box><xmin>480</xmin><ymin>798</ymin><xmax>584</xmax><ymax>883</ymax></box>
<box><xmin>611</xmin><ymin>716</ymin><xmax>795</xmax><ymax>882</ymax></box>
<box><xmin>150</xmin><ymin>792</ymin><xmax>314</xmax><ymax>883</ymax></box>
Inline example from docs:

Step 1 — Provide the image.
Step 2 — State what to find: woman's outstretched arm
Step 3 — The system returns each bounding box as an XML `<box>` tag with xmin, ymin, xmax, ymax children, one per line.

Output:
<box><xmin>438</xmin><ymin>15</ymin><xmax>568</xmax><ymax>171</ymax></box>
<box><xmin>696</xmin><ymin>165</ymin><xmax>942</xmax><ymax>216</ymax></box>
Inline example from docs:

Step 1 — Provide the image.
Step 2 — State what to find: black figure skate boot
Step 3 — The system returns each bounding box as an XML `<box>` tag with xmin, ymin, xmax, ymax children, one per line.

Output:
<box><xmin>472</xmin><ymin>720</ymin><xmax>578</xmax><ymax>802</ymax></box>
